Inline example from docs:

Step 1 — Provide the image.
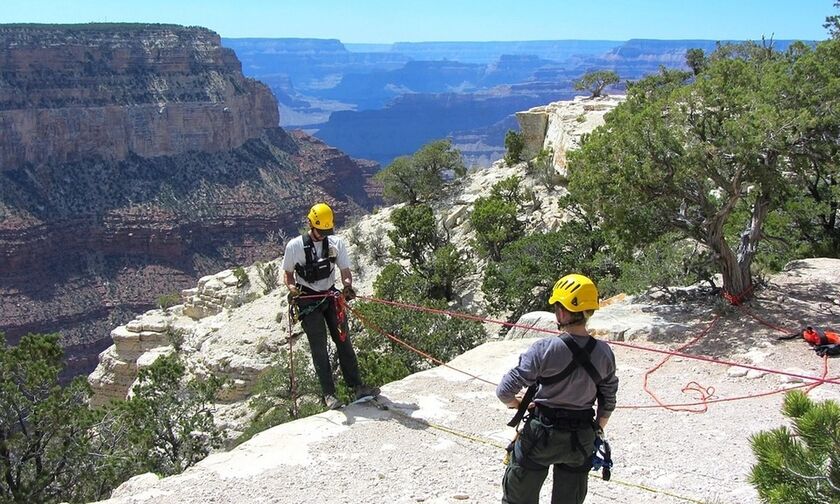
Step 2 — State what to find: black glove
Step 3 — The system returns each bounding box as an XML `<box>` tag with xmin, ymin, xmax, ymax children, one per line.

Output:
<box><xmin>814</xmin><ymin>344</ymin><xmax>840</xmax><ymax>357</ymax></box>
<box><xmin>342</xmin><ymin>285</ymin><xmax>357</xmax><ymax>301</ymax></box>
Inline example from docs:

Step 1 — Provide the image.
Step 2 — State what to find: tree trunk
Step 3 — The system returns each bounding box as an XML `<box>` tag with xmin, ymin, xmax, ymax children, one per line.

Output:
<box><xmin>706</xmin><ymin>190</ymin><xmax>772</xmax><ymax>302</ymax></box>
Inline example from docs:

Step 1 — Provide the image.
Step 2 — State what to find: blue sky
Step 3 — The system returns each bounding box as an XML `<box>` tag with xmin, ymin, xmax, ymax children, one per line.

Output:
<box><xmin>1</xmin><ymin>0</ymin><xmax>834</xmax><ymax>42</ymax></box>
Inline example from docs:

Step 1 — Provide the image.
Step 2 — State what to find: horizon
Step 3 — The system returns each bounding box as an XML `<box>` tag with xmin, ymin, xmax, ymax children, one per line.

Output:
<box><xmin>1</xmin><ymin>0</ymin><xmax>834</xmax><ymax>43</ymax></box>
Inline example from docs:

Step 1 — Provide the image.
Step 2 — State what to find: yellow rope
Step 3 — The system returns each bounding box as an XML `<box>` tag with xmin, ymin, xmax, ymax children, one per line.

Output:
<box><xmin>384</xmin><ymin>406</ymin><xmax>708</xmax><ymax>504</ymax></box>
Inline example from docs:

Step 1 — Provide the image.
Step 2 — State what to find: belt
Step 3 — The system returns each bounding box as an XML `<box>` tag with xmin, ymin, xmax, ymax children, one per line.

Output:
<box><xmin>534</xmin><ymin>405</ymin><xmax>594</xmax><ymax>427</ymax></box>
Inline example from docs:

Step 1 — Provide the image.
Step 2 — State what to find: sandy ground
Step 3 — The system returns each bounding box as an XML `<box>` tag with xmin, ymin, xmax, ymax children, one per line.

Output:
<box><xmin>98</xmin><ymin>321</ymin><xmax>839</xmax><ymax>504</ymax></box>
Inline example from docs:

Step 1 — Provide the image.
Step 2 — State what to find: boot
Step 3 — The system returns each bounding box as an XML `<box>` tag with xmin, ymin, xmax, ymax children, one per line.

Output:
<box><xmin>324</xmin><ymin>394</ymin><xmax>344</xmax><ymax>410</ymax></box>
<box><xmin>354</xmin><ymin>385</ymin><xmax>380</xmax><ymax>401</ymax></box>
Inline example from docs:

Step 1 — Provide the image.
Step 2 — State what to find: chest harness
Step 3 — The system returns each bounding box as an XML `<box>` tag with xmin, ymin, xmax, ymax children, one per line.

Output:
<box><xmin>506</xmin><ymin>334</ymin><xmax>613</xmax><ymax>480</ymax></box>
<box><xmin>294</xmin><ymin>234</ymin><xmax>335</xmax><ymax>283</ymax></box>
<box><xmin>289</xmin><ymin>236</ymin><xmax>347</xmax><ymax>341</ymax></box>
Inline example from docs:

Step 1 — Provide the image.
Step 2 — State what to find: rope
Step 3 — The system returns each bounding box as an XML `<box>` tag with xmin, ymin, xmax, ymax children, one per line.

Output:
<box><xmin>357</xmin><ymin>295</ymin><xmax>840</xmax><ymax>387</ymax></box>
<box><xmin>642</xmin><ymin>315</ymin><xmax>720</xmax><ymax>413</ymax></box>
<box><xmin>347</xmin><ymin>304</ymin><xmax>498</xmax><ymax>387</ymax></box>
<box><xmin>722</xmin><ymin>284</ymin><xmax>754</xmax><ymax>306</ymax></box>
<box><xmin>287</xmin><ymin>307</ymin><xmax>299</xmax><ymax>418</ymax></box>
<box><xmin>352</xmin><ymin>298</ymin><xmax>836</xmax><ymax>411</ymax></box>
<box><xmin>383</xmin><ymin>404</ymin><xmax>707</xmax><ymax>504</ymax></box>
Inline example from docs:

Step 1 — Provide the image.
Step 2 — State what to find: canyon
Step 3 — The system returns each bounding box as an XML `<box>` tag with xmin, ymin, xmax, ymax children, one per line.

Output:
<box><xmin>0</xmin><ymin>24</ymin><xmax>379</xmax><ymax>377</ymax></box>
<box><xmin>225</xmin><ymin>38</ymin><xmax>804</xmax><ymax>167</ymax></box>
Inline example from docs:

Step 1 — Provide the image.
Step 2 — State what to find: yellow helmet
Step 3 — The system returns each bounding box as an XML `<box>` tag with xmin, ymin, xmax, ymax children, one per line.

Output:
<box><xmin>307</xmin><ymin>203</ymin><xmax>334</xmax><ymax>234</ymax></box>
<box><xmin>548</xmin><ymin>273</ymin><xmax>599</xmax><ymax>312</ymax></box>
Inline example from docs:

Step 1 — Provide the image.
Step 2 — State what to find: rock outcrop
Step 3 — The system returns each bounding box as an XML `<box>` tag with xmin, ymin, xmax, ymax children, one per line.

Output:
<box><xmin>0</xmin><ymin>24</ymin><xmax>380</xmax><ymax>378</ymax></box>
<box><xmin>516</xmin><ymin>95</ymin><xmax>623</xmax><ymax>171</ymax></box>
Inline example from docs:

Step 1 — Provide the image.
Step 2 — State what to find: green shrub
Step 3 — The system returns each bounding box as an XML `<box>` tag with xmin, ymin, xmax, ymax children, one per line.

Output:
<box><xmin>351</xmin><ymin>299</ymin><xmax>485</xmax><ymax>379</ymax></box>
<box><xmin>504</xmin><ymin>130</ymin><xmax>525</xmax><ymax>166</ymax></box>
<box><xmin>750</xmin><ymin>391</ymin><xmax>840</xmax><ymax>504</ymax></box>
<box><xmin>165</xmin><ymin>327</ymin><xmax>186</xmax><ymax>352</ymax></box>
<box><xmin>527</xmin><ymin>147</ymin><xmax>562</xmax><ymax>187</ymax></box>
<box><xmin>375</xmin><ymin>139</ymin><xmax>465</xmax><ymax>204</ymax></box>
<box><xmin>614</xmin><ymin>233</ymin><xmax>715</xmax><ymax>299</ymax></box>
<box><xmin>232</xmin><ymin>266</ymin><xmax>249</xmax><ymax>288</ymax></box>
<box><xmin>113</xmin><ymin>354</ymin><xmax>226</xmax><ymax>476</ymax></box>
<box><xmin>237</xmin><ymin>349</ymin><xmax>323</xmax><ymax>445</ymax></box>
<box><xmin>471</xmin><ymin>176</ymin><xmax>526</xmax><ymax>261</ymax></box>
<box><xmin>0</xmin><ymin>333</ymin><xmax>114</xmax><ymax>503</ymax></box>
<box><xmin>387</xmin><ymin>204</ymin><xmax>472</xmax><ymax>301</ymax></box>
<box><xmin>481</xmin><ymin>221</ymin><xmax>616</xmax><ymax>321</ymax></box>
<box><xmin>257</xmin><ymin>262</ymin><xmax>280</xmax><ymax>294</ymax></box>
<box><xmin>157</xmin><ymin>292</ymin><xmax>181</xmax><ymax>310</ymax></box>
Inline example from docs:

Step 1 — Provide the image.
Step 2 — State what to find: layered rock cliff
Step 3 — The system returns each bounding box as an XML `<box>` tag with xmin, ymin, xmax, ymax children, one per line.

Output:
<box><xmin>0</xmin><ymin>24</ymin><xmax>379</xmax><ymax>377</ymax></box>
<box><xmin>0</xmin><ymin>24</ymin><xmax>278</xmax><ymax>167</ymax></box>
<box><xmin>516</xmin><ymin>95</ymin><xmax>624</xmax><ymax>171</ymax></box>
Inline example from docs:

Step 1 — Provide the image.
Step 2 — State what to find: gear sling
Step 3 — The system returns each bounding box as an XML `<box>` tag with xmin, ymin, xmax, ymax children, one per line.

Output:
<box><xmin>506</xmin><ymin>334</ymin><xmax>612</xmax><ymax>480</ymax></box>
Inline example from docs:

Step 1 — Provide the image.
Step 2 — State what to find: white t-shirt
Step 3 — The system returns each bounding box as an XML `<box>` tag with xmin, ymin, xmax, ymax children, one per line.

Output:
<box><xmin>282</xmin><ymin>234</ymin><xmax>351</xmax><ymax>292</ymax></box>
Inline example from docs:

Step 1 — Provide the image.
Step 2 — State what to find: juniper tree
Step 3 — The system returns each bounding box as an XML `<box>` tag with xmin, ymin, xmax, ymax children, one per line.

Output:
<box><xmin>375</xmin><ymin>139</ymin><xmax>465</xmax><ymax>204</ymax></box>
<box><xmin>568</xmin><ymin>40</ymin><xmax>840</xmax><ymax>300</ymax></box>
<box><xmin>574</xmin><ymin>70</ymin><xmax>620</xmax><ymax>98</ymax></box>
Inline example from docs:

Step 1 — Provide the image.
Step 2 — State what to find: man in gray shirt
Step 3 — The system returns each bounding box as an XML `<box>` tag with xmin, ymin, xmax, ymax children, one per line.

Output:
<box><xmin>497</xmin><ymin>274</ymin><xmax>618</xmax><ymax>504</ymax></box>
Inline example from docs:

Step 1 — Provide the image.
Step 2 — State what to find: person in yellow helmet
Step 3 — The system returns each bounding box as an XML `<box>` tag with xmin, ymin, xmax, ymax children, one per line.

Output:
<box><xmin>282</xmin><ymin>203</ymin><xmax>379</xmax><ymax>410</ymax></box>
<box><xmin>496</xmin><ymin>274</ymin><xmax>619</xmax><ymax>504</ymax></box>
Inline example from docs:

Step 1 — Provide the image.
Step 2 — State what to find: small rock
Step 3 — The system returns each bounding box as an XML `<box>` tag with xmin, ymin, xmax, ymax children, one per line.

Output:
<box><xmin>746</xmin><ymin>370</ymin><xmax>766</xmax><ymax>379</ymax></box>
<box><xmin>781</xmin><ymin>368</ymin><xmax>809</xmax><ymax>384</ymax></box>
<box><xmin>653</xmin><ymin>474</ymin><xmax>675</xmax><ymax>489</ymax></box>
<box><xmin>452</xmin><ymin>494</ymin><xmax>470</xmax><ymax>500</ymax></box>
<box><xmin>727</xmin><ymin>366</ymin><xmax>748</xmax><ymax>378</ymax></box>
<box><xmin>125</xmin><ymin>320</ymin><xmax>143</xmax><ymax>332</ymax></box>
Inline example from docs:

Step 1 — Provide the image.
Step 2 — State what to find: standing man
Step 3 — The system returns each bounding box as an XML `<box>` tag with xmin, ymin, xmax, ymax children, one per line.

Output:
<box><xmin>497</xmin><ymin>274</ymin><xmax>618</xmax><ymax>504</ymax></box>
<box><xmin>283</xmin><ymin>202</ymin><xmax>379</xmax><ymax>410</ymax></box>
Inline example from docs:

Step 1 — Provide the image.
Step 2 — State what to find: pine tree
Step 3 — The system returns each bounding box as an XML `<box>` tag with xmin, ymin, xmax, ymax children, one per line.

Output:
<box><xmin>750</xmin><ymin>391</ymin><xmax>840</xmax><ymax>503</ymax></box>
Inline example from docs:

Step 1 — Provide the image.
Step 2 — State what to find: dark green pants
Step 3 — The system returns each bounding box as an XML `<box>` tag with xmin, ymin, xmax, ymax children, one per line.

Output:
<box><xmin>298</xmin><ymin>296</ymin><xmax>362</xmax><ymax>396</ymax></box>
<box><xmin>502</xmin><ymin>417</ymin><xmax>596</xmax><ymax>504</ymax></box>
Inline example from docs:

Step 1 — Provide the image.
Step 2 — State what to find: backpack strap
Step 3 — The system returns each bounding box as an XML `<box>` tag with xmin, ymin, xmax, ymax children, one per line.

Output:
<box><xmin>507</xmin><ymin>335</ymin><xmax>601</xmax><ymax>427</ymax></box>
<box><xmin>302</xmin><ymin>233</ymin><xmax>315</xmax><ymax>265</ymax></box>
<box><xmin>321</xmin><ymin>236</ymin><xmax>332</xmax><ymax>263</ymax></box>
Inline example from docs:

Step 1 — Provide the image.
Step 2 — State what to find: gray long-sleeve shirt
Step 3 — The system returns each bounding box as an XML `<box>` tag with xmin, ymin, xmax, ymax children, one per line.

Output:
<box><xmin>496</xmin><ymin>334</ymin><xmax>619</xmax><ymax>419</ymax></box>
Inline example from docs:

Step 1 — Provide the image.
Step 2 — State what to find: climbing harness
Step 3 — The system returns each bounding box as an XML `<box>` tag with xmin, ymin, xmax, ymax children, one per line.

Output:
<box><xmin>503</xmin><ymin>333</ymin><xmax>610</xmax><ymax>477</ymax></box>
<box><xmin>294</xmin><ymin>234</ymin><xmax>336</xmax><ymax>282</ymax></box>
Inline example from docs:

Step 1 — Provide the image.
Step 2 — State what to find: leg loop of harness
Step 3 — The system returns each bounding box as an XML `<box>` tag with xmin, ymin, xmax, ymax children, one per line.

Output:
<box><xmin>511</xmin><ymin>414</ymin><xmax>551</xmax><ymax>471</ymax></box>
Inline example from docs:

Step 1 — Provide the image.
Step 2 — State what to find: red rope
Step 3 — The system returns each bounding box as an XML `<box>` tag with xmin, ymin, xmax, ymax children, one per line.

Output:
<box><xmin>357</xmin><ymin>295</ymin><xmax>840</xmax><ymax>386</ymax></box>
<box><xmin>722</xmin><ymin>284</ymin><xmax>754</xmax><ymax>306</ymax></box>
<box><xmin>346</xmin><ymin>304</ymin><xmax>499</xmax><ymax>387</ymax></box>
<box><xmin>642</xmin><ymin>315</ymin><xmax>721</xmax><ymax>413</ymax></box>
<box><xmin>287</xmin><ymin>307</ymin><xmax>299</xmax><ymax>418</ymax></box>
<box><xmin>281</xmin><ymin>290</ymin><xmax>835</xmax><ymax>415</ymax></box>
<box><xmin>348</xmin><ymin>299</ymin><xmax>836</xmax><ymax>411</ymax></box>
